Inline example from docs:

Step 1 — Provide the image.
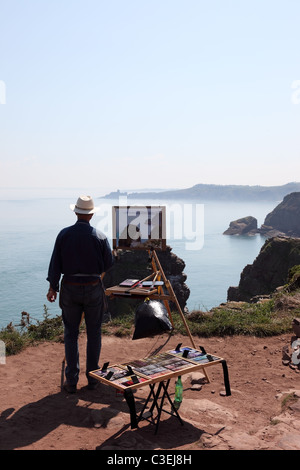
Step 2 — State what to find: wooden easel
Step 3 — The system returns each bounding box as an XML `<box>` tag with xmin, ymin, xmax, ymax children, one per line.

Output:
<box><xmin>105</xmin><ymin>248</ymin><xmax>210</xmax><ymax>382</ymax></box>
<box><xmin>143</xmin><ymin>249</ymin><xmax>210</xmax><ymax>383</ymax></box>
<box><xmin>148</xmin><ymin>250</ymin><xmax>194</xmax><ymax>344</ymax></box>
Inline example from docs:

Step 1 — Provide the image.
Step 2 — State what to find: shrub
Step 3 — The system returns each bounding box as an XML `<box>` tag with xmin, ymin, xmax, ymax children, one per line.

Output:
<box><xmin>0</xmin><ymin>305</ymin><xmax>64</xmax><ymax>356</ymax></box>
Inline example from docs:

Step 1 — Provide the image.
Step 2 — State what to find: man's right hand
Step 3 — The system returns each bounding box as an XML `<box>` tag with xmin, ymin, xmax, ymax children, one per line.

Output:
<box><xmin>47</xmin><ymin>287</ymin><xmax>57</xmax><ymax>302</ymax></box>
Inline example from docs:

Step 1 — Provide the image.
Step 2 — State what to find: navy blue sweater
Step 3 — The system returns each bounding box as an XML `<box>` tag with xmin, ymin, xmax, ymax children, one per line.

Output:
<box><xmin>47</xmin><ymin>219</ymin><xmax>113</xmax><ymax>291</ymax></box>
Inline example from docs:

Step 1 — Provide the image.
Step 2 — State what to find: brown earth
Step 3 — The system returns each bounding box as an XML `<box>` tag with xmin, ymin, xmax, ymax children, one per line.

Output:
<box><xmin>1</xmin><ymin>332</ymin><xmax>300</xmax><ymax>451</ymax></box>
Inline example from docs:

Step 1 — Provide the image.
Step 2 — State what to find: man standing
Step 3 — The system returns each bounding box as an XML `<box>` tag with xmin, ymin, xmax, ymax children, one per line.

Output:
<box><xmin>46</xmin><ymin>195</ymin><xmax>113</xmax><ymax>393</ymax></box>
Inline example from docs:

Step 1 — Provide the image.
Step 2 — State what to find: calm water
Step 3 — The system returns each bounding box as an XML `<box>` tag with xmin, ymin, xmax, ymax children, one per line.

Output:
<box><xmin>0</xmin><ymin>190</ymin><xmax>278</xmax><ymax>329</ymax></box>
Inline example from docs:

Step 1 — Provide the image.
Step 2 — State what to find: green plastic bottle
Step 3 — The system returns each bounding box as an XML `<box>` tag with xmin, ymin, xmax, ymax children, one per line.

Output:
<box><xmin>174</xmin><ymin>376</ymin><xmax>183</xmax><ymax>409</ymax></box>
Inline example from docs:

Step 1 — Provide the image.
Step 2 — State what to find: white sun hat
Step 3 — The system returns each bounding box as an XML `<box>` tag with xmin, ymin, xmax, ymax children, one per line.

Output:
<box><xmin>70</xmin><ymin>195</ymin><xmax>99</xmax><ymax>214</ymax></box>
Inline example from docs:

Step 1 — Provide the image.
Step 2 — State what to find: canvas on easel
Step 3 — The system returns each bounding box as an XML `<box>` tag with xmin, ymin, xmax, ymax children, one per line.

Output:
<box><xmin>112</xmin><ymin>205</ymin><xmax>166</xmax><ymax>251</ymax></box>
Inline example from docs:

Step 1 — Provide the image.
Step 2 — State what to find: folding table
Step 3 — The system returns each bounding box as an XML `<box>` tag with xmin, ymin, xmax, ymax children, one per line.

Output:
<box><xmin>89</xmin><ymin>344</ymin><xmax>231</xmax><ymax>434</ymax></box>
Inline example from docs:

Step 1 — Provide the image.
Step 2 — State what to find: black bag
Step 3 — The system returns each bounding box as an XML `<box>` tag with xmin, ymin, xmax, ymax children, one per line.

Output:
<box><xmin>132</xmin><ymin>299</ymin><xmax>173</xmax><ymax>340</ymax></box>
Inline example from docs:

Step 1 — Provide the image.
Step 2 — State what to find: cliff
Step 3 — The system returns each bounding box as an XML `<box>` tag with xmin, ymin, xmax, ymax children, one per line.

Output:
<box><xmin>259</xmin><ymin>192</ymin><xmax>300</xmax><ymax>237</ymax></box>
<box><xmin>103</xmin><ymin>246</ymin><xmax>190</xmax><ymax>318</ymax></box>
<box><xmin>227</xmin><ymin>237</ymin><xmax>300</xmax><ymax>302</ymax></box>
<box><xmin>223</xmin><ymin>192</ymin><xmax>300</xmax><ymax>238</ymax></box>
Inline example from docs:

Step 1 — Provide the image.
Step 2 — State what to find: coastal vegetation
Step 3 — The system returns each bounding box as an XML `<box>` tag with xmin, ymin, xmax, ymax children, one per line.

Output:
<box><xmin>1</xmin><ymin>276</ymin><xmax>299</xmax><ymax>357</ymax></box>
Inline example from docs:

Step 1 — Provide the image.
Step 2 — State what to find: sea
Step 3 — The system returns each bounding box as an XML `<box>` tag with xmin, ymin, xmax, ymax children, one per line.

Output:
<box><xmin>0</xmin><ymin>187</ymin><xmax>280</xmax><ymax>329</ymax></box>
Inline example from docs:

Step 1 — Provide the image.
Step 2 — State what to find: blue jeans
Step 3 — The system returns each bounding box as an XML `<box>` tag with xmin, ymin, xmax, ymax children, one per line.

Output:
<box><xmin>59</xmin><ymin>280</ymin><xmax>105</xmax><ymax>386</ymax></box>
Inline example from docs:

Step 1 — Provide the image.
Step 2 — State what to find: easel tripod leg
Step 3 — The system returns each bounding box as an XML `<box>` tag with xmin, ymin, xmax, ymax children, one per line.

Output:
<box><xmin>151</xmin><ymin>249</ymin><xmax>210</xmax><ymax>382</ymax></box>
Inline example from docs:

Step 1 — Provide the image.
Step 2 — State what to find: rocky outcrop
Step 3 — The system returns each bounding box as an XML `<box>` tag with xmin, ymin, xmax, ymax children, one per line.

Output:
<box><xmin>227</xmin><ymin>237</ymin><xmax>300</xmax><ymax>302</ymax></box>
<box><xmin>223</xmin><ymin>192</ymin><xmax>300</xmax><ymax>238</ymax></box>
<box><xmin>259</xmin><ymin>192</ymin><xmax>300</xmax><ymax>237</ymax></box>
<box><xmin>223</xmin><ymin>216</ymin><xmax>258</xmax><ymax>236</ymax></box>
<box><xmin>282</xmin><ymin>319</ymin><xmax>300</xmax><ymax>369</ymax></box>
<box><xmin>103</xmin><ymin>246</ymin><xmax>190</xmax><ymax>318</ymax></box>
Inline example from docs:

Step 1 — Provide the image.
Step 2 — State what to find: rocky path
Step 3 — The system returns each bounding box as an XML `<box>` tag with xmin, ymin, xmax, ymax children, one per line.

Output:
<box><xmin>0</xmin><ymin>333</ymin><xmax>299</xmax><ymax>450</ymax></box>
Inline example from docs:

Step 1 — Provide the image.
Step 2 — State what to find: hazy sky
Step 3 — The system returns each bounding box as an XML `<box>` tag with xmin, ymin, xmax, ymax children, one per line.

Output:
<box><xmin>1</xmin><ymin>0</ymin><xmax>300</xmax><ymax>196</ymax></box>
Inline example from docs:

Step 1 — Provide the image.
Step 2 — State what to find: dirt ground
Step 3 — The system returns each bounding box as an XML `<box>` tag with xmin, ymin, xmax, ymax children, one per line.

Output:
<box><xmin>1</xmin><ymin>331</ymin><xmax>300</xmax><ymax>451</ymax></box>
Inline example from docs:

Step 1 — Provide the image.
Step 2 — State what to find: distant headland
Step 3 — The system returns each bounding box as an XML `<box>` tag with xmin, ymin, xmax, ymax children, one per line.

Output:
<box><xmin>102</xmin><ymin>182</ymin><xmax>300</xmax><ymax>201</ymax></box>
